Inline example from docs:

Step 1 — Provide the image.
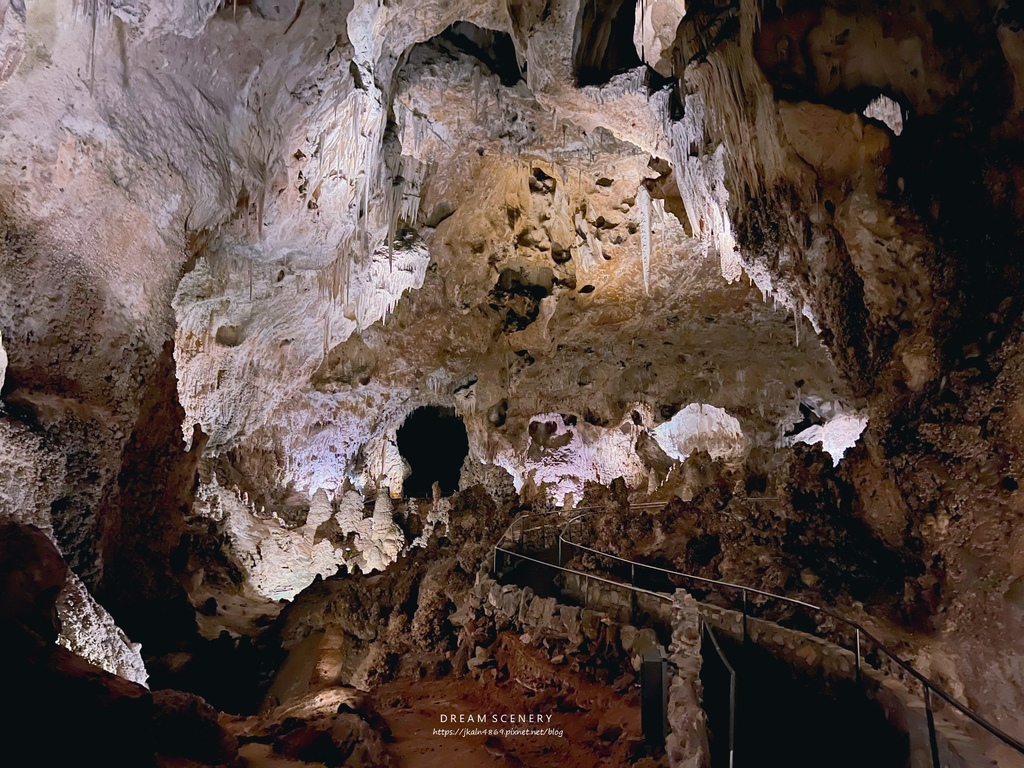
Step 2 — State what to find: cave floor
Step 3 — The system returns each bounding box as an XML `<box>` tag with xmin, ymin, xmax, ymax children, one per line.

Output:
<box><xmin>369</xmin><ymin>632</ymin><xmax>647</xmax><ymax>767</ymax></box>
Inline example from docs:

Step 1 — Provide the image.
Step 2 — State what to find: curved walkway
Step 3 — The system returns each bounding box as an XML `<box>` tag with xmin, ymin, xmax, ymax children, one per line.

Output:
<box><xmin>492</xmin><ymin>508</ymin><xmax>1024</xmax><ymax>764</ymax></box>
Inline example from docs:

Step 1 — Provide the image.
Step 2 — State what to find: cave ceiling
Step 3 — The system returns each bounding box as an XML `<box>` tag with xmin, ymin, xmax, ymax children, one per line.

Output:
<box><xmin>0</xmin><ymin>0</ymin><xmax>858</xmax><ymax>504</ymax></box>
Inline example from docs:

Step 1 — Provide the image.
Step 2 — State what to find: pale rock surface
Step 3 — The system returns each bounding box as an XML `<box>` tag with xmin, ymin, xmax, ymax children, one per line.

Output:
<box><xmin>653</xmin><ymin>403</ymin><xmax>746</xmax><ymax>463</ymax></box>
<box><xmin>0</xmin><ymin>0</ymin><xmax>858</xmax><ymax>626</ymax></box>
<box><xmin>862</xmin><ymin>95</ymin><xmax>905</xmax><ymax>136</ymax></box>
<box><xmin>136</xmin><ymin>0</ymin><xmax>856</xmax><ymax>530</ymax></box>
<box><xmin>665</xmin><ymin>589</ymin><xmax>709</xmax><ymax>768</ymax></box>
<box><xmin>194</xmin><ymin>477</ymin><xmax>346</xmax><ymax>601</ymax></box>
<box><xmin>173</xmin><ymin>236</ymin><xmax>431</xmax><ymax>457</ymax></box>
<box><xmin>0</xmin><ymin>0</ymin><xmax>1017</xmax><ymax>739</ymax></box>
<box><xmin>493</xmin><ymin>412</ymin><xmax>648</xmax><ymax>506</ymax></box>
<box><xmin>789</xmin><ymin>407</ymin><xmax>869</xmax><ymax>464</ymax></box>
<box><xmin>411</xmin><ymin>496</ymin><xmax>452</xmax><ymax>548</ymax></box>
<box><xmin>195</xmin><ymin>476</ymin><xmax>409</xmax><ymax>599</ymax></box>
<box><xmin>57</xmin><ymin>572</ymin><xmax>149</xmax><ymax>686</ymax></box>
<box><xmin>329</xmin><ymin>488</ymin><xmax>405</xmax><ymax>574</ymax></box>
<box><xmin>0</xmin><ymin>0</ymin><xmax>24</xmax><ymax>87</ymax></box>
<box><xmin>351</xmin><ymin>490</ymin><xmax>406</xmax><ymax>574</ymax></box>
<box><xmin>634</xmin><ymin>0</ymin><xmax>688</xmax><ymax>77</ymax></box>
<box><xmin>357</xmin><ymin>429</ymin><xmax>410</xmax><ymax>498</ymax></box>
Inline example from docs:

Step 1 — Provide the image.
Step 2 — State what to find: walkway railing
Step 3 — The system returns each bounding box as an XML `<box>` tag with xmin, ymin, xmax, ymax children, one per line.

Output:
<box><xmin>701</xmin><ymin>616</ymin><xmax>736</xmax><ymax>768</ymax></box>
<box><xmin>493</xmin><ymin>512</ymin><xmax>736</xmax><ymax>763</ymax></box>
<box><xmin>493</xmin><ymin>513</ymin><xmax>672</xmax><ymax>607</ymax></box>
<box><xmin>554</xmin><ymin>509</ymin><xmax>1024</xmax><ymax>763</ymax></box>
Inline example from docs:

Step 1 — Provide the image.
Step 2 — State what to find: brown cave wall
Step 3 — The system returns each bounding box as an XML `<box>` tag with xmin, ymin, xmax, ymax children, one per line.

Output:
<box><xmin>95</xmin><ymin>339</ymin><xmax>205</xmax><ymax>653</ymax></box>
<box><xmin>690</xmin><ymin>0</ymin><xmax>1024</xmax><ymax>730</ymax></box>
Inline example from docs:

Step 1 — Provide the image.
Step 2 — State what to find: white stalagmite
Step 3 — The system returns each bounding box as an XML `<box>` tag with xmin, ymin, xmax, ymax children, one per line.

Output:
<box><xmin>638</xmin><ymin>184</ymin><xmax>652</xmax><ymax>295</ymax></box>
<box><xmin>0</xmin><ymin>328</ymin><xmax>6</xmax><ymax>395</ymax></box>
<box><xmin>492</xmin><ymin>413</ymin><xmax>648</xmax><ymax>504</ymax></box>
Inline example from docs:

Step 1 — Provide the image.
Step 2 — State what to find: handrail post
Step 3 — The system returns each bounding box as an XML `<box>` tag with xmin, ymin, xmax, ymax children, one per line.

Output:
<box><xmin>741</xmin><ymin>589</ymin><xmax>748</xmax><ymax>643</ymax></box>
<box><xmin>855</xmin><ymin>627</ymin><xmax>861</xmax><ymax>684</ymax></box>
<box><xmin>631</xmin><ymin>562</ymin><xmax>636</xmax><ymax>586</ymax></box>
<box><xmin>925</xmin><ymin>685</ymin><xmax>941</xmax><ymax>768</ymax></box>
<box><xmin>558</xmin><ymin>535</ymin><xmax>562</xmax><ymax>567</ymax></box>
<box><xmin>702</xmin><ymin>619</ymin><xmax>736</xmax><ymax>768</ymax></box>
<box><xmin>728</xmin><ymin>661</ymin><xmax>736</xmax><ymax>768</ymax></box>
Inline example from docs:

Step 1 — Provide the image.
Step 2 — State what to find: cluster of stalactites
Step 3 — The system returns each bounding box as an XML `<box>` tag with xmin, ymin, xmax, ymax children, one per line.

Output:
<box><xmin>311</xmin><ymin>88</ymin><xmax>431</xmax><ymax>358</ymax></box>
<box><xmin>659</xmin><ymin>0</ymin><xmax>790</xmax><ymax>287</ymax></box>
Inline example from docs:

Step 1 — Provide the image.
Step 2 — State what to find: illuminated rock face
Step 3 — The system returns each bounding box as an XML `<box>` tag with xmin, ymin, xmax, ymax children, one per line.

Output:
<box><xmin>493</xmin><ymin>412</ymin><xmax>650</xmax><ymax>507</ymax></box>
<box><xmin>0</xmin><ymin>422</ymin><xmax>147</xmax><ymax>684</ymax></box>
<box><xmin>0</xmin><ymin>0</ymin><xmax>1023</xmax><ymax>734</ymax></box>
<box><xmin>653</xmin><ymin>403</ymin><xmax>745</xmax><ymax>464</ymax></box>
<box><xmin>787</xmin><ymin>406</ymin><xmax>869</xmax><ymax>465</ymax></box>
<box><xmin>57</xmin><ymin>572</ymin><xmax>149</xmax><ymax>686</ymax></box>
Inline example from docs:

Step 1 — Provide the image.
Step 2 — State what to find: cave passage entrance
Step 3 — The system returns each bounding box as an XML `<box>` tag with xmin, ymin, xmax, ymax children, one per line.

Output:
<box><xmin>396</xmin><ymin>406</ymin><xmax>469</xmax><ymax>498</ymax></box>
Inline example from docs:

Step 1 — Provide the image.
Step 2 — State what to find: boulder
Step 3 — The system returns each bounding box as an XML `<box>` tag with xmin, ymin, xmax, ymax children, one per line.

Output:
<box><xmin>152</xmin><ymin>689</ymin><xmax>238</xmax><ymax>765</ymax></box>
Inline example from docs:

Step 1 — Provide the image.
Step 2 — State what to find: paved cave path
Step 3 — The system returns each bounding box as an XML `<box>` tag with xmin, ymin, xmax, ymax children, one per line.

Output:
<box><xmin>501</xmin><ymin>542</ymin><xmax>908</xmax><ymax>768</ymax></box>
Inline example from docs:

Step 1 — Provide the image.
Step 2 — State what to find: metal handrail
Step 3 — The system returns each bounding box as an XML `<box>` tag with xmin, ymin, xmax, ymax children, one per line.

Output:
<box><xmin>702</xmin><ymin>617</ymin><xmax>736</xmax><ymax>768</ymax></box>
<box><xmin>557</xmin><ymin>510</ymin><xmax>1024</xmax><ymax>759</ymax></box>
<box><xmin>493</xmin><ymin>513</ymin><xmax>671</xmax><ymax>605</ymax></box>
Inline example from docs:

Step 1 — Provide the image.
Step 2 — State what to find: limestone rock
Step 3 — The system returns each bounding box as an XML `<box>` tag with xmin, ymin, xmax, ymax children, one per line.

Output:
<box><xmin>634</xmin><ymin>0</ymin><xmax>687</xmax><ymax>77</ymax></box>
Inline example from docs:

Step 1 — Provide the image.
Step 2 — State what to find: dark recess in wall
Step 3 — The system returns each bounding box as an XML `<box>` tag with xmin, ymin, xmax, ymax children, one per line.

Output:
<box><xmin>574</xmin><ymin>0</ymin><xmax>643</xmax><ymax>86</ymax></box>
<box><xmin>440</xmin><ymin>21</ymin><xmax>524</xmax><ymax>87</ymax></box>
<box><xmin>397</xmin><ymin>406</ymin><xmax>469</xmax><ymax>498</ymax></box>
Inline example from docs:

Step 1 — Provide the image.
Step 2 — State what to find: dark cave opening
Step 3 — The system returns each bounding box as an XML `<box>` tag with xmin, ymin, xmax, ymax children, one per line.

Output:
<box><xmin>573</xmin><ymin>0</ymin><xmax>644</xmax><ymax>86</ymax></box>
<box><xmin>439</xmin><ymin>22</ymin><xmax>524</xmax><ymax>87</ymax></box>
<box><xmin>396</xmin><ymin>406</ymin><xmax>469</xmax><ymax>498</ymax></box>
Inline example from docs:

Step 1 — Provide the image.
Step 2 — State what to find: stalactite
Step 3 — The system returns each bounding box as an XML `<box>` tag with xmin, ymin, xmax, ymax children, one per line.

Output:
<box><xmin>343</xmin><ymin>240</ymin><xmax>352</xmax><ymax>305</ymax></box>
<box><xmin>638</xmin><ymin>185</ymin><xmax>652</xmax><ymax>296</ymax></box>
<box><xmin>73</xmin><ymin>0</ymin><xmax>110</xmax><ymax>90</ymax></box>
<box><xmin>323</xmin><ymin>310</ymin><xmax>330</xmax><ymax>360</ymax></box>
<box><xmin>387</xmin><ymin>174</ymin><xmax>402</xmax><ymax>270</ymax></box>
<box><xmin>473</xmin><ymin>67</ymin><xmax>481</xmax><ymax>119</ymax></box>
<box><xmin>361</xmin><ymin>171</ymin><xmax>371</xmax><ymax>260</ymax></box>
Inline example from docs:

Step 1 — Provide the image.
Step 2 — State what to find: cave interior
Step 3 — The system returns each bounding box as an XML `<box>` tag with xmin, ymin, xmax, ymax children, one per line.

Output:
<box><xmin>2</xmin><ymin>0</ymin><xmax>1024</xmax><ymax>766</ymax></box>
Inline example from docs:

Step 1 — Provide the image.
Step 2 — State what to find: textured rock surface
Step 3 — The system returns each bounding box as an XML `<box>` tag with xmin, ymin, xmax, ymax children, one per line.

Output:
<box><xmin>57</xmin><ymin>571</ymin><xmax>148</xmax><ymax>685</ymax></box>
<box><xmin>0</xmin><ymin>422</ymin><xmax>148</xmax><ymax>684</ymax></box>
<box><xmin>666</xmin><ymin>590</ymin><xmax>710</xmax><ymax>768</ymax></box>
